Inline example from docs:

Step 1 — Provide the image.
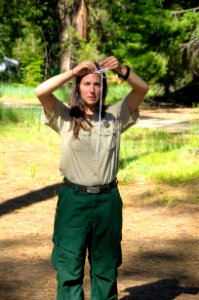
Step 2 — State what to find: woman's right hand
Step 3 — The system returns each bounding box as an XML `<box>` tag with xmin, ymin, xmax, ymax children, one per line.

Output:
<box><xmin>72</xmin><ymin>61</ymin><xmax>97</xmax><ymax>77</ymax></box>
<box><xmin>35</xmin><ymin>60</ymin><xmax>98</xmax><ymax>116</ymax></box>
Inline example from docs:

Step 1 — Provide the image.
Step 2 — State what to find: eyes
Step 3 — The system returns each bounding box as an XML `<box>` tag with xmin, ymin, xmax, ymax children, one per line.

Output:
<box><xmin>83</xmin><ymin>82</ymin><xmax>101</xmax><ymax>87</ymax></box>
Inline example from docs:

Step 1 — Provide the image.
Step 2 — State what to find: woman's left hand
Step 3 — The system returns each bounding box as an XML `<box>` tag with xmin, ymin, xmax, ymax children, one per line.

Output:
<box><xmin>99</xmin><ymin>56</ymin><xmax>126</xmax><ymax>76</ymax></box>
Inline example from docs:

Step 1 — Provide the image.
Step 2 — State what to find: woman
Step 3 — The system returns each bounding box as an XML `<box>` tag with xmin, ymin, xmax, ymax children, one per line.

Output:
<box><xmin>35</xmin><ymin>56</ymin><xmax>148</xmax><ymax>300</ymax></box>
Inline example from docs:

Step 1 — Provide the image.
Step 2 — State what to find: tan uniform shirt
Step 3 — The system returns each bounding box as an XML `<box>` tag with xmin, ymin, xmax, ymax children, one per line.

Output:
<box><xmin>42</xmin><ymin>98</ymin><xmax>139</xmax><ymax>186</ymax></box>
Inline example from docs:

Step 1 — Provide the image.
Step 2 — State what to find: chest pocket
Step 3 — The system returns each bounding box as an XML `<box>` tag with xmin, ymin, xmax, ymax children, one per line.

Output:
<box><xmin>99</xmin><ymin>126</ymin><xmax>117</xmax><ymax>150</ymax></box>
<box><xmin>70</xmin><ymin>131</ymin><xmax>91</xmax><ymax>152</ymax></box>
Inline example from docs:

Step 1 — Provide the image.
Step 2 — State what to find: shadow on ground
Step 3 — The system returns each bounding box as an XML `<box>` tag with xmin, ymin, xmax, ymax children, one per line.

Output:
<box><xmin>120</xmin><ymin>278</ymin><xmax>199</xmax><ymax>299</ymax></box>
<box><xmin>0</xmin><ymin>183</ymin><xmax>60</xmax><ymax>217</ymax></box>
<box><xmin>121</xmin><ymin>237</ymin><xmax>199</xmax><ymax>282</ymax></box>
<box><xmin>0</xmin><ymin>257</ymin><xmax>55</xmax><ymax>300</ymax></box>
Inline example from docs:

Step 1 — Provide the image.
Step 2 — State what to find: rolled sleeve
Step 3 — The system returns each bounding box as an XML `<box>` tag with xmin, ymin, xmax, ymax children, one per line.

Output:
<box><xmin>41</xmin><ymin>99</ymin><xmax>70</xmax><ymax>134</ymax></box>
<box><xmin>108</xmin><ymin>98</ymin><xmax>139</xmax><ymax>133</ymax></box>
<box><xmin>120</xmin><ymin>99</ymin><xmax>139</xmax><ymax>132</ymax></box>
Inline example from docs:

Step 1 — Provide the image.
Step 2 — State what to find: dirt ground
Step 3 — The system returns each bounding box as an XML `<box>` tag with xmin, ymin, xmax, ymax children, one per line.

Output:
<box><xmin>0</xmin><ymin>104</ymin><xmax>199</xmax><ymax>300</ymax></box>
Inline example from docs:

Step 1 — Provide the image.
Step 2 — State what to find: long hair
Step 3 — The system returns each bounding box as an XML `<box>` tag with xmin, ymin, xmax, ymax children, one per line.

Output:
<box><xmin>69</xmin><ymin>65</ymin><xmax>108</xmax><ymax>139</ymax></box>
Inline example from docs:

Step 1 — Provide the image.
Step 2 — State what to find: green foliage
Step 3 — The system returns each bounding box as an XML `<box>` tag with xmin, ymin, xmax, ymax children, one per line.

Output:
<box><xmin>105</xmin><ymin>0</ymin><xmax>199</xmax><ymax>94</ymax></box>
<box><xmin>77</xmin><ymin>31</ymin><xmax>102</xmax><ymax>62</ymax></box>
<box><xmin>0</xmin><ymin>0</ymin><xmax>58</xmax><ymax>84</ymax></box>
<box><xmin>1</xmin><ymin>0</ymin><xmax>199</xmax><ymax>97</ymax></box>
<box><xmin>0</xmin><ymin>24</ymin><xmax>12</xmax><ymax>54</ymax></box>
<box><xmin>62</xmin><ymin>26</ymin><xmax>102</xmax><ymax>65</ymax></box>
<box><xmin>12</xmin><ymin>24</ymin><xmax>45</xmax><ymax>86</ymax></box>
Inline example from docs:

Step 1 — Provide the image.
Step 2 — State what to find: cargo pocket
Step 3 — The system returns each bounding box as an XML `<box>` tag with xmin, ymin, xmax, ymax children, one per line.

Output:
<box><xmin>51</xmin><ymin>237</ymin><xmax>60</xmax><ymax>270</ymax></box>
<box><xmin>52</xmin><ymin>185</ymin><xmax>67</xmax><ymax>246</ymax></box>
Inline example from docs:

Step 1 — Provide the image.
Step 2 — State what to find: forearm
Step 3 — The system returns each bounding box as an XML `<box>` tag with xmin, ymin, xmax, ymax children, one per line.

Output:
<box><xmin>120</xmin><ymin>65</ymin><xmax>148</xmax><ymax>95</ymax></box>
<box><xmin>35</xmin><ymin>60</ymin><xmax>97</xmax><ymax>115</ymax></box>
<box><xmin>35</xmin><ymin>69</ymin><xmax>74</xmax><ymax>97</ymax></box>
<box><xmin>99</xmin><ymin>56</ymin><xmax>149</xmax><ymax>98</ymax></box>
<box><xmin>119</xmin><ymin>65</ymin><xmax>149</xmax><ymax>112</ymax></box>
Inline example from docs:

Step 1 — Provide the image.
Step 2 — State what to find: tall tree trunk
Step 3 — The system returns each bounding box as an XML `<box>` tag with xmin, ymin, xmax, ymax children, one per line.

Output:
<box><xmin>73</xmin><ymin>0</ymin><xmax>88</xmax><ymax>39</ymax></box>
<box><xmin>57</xmin><ymin>0</ymin><xmax>73</xmax><ymax>73</ymax></box>
<box><xmin>57</xmin><ymin>0</ymin><xmax>88</xmax><ymax>73</ymax></box>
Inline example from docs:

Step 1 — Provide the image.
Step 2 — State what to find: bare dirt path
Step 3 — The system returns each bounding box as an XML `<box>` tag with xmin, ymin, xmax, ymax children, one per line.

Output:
<box><xmin>1</xmin><ymin>177</ymin><xmax>199</xmax><ymax>300</ymax></box>
<box><xmin>136</xmin><ymin>107</ymin><xmax>199</xmax><ymax>132</ymax></box>
<box><xmin>0</xmin><ymin>105</ymin><xmax>199</xmax><ymax>300</ymax></box>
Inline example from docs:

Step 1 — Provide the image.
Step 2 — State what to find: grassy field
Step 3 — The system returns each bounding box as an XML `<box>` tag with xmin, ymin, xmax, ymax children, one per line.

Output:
<box><xmin>0</xmin><ymin>103</ymin><xmax>198</xmax><ymax>193</ymax></box>
<box><xmin>120</xmin><ymin>127</ymin><xmax>198</xmax><ymax>185</ymax></box>
<box><xmin>1</xmin><ymin>81</ymin><xmax>199</xmax><ymax>192</ymax></box>
<box><xmin>1</xmin><ymin>85</ymin><xmax>199</xmax><ymax>300</ymax></box>
<box><xmin>0</xmin><ymin>82</ymin><xmax>130</xmax><ymax>104</ymax></box>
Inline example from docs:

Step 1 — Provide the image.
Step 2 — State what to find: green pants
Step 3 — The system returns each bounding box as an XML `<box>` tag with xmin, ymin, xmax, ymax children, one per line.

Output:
<box><xmin>51</xmin><ymin>179</ymin><xmax>123</xmax><ymax>300</ymax></box>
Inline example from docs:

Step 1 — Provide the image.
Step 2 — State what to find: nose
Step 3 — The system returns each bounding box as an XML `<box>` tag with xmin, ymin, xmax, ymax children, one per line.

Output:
<box><xmin>89</xmin><ymin>84</ymin><xmax>95</xmax><ymax>93</ymax></box>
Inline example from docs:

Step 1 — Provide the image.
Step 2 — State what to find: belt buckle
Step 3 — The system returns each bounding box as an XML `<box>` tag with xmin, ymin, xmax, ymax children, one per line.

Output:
<box><xmin>86</xmin><ymin>187</ymin><xmax>101</xmax><ymax>194</ymax></box>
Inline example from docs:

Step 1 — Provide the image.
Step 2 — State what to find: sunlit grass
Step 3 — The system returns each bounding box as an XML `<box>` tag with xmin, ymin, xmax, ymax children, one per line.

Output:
<box><xmin>1</xmin><ymin>82</ymin><xmax>198</xmax><ymax>109</ymax></box>
<box><xmin>106</xmin><ymin>84</ymin><xmax>130</xmax><ymax>104</ymax></box>
<box><xmin>0</xmin><ymin>122</ymin><xmax>59</xmax><ymax>147</ymax></box>
<box><xmin>0</xmin><ymin>82</ymin><xmax>71</xmax><ymax>102</ymax></box>
<box><xmin>2</xmin><ymin>121</ymin><xmax>198</xmax><ymax>187</ymax></box>
<box><xmin>0</xmin><ymin>103</ymin><xmax>42</xmax><ymax>125</ymax></box>
<box><xmin>0</xmin><ymin>82</ymin><xmax>36</xmax><ymax>99</ymax></box>
<box><xmin>0</xmin><ymin>81</ymin><xmax>131</xmax><ymax>104</ymax></box>
<box><xmin>118</xmin><ymin>126</ymin><xmax>199</xmax><ymax>185</ymax></box>
<box><xmin>0</xmin><ymin>94</ymin><xmax>198</xmax><ymax>187</ymax></box>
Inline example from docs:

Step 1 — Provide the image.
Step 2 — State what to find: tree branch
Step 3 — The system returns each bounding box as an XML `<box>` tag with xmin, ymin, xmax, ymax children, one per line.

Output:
<box><xmin>172</xmin><ymin>6</ymin><xmax>199</xmax><ymax>15</ymax></box>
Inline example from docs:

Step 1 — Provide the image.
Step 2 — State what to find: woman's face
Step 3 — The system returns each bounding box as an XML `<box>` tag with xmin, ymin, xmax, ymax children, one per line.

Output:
<box><xmin>79</xmin><ymin>73</ymin><xmax>101</xmax><ymax>109</ymax></box>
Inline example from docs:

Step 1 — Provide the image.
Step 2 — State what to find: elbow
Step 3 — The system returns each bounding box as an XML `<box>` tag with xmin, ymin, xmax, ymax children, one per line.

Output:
<box><xmin>134</xmin><ymin>83</ymin><xmax>149</xmax><ymax>98</ymax></box>
<box><xmin>142</xmin><ymin>83</ymin><xmax>149</xmax><ymax>96</ymax></box>
<box><xmin>35</xmin><ymin>86</ymin><xmax>40</xmax><ymax>97</ymax></box>
<box><xmin>35</xmin><ymin>86</ymin><xmax>46</xmax><ymax>99</ymax></box>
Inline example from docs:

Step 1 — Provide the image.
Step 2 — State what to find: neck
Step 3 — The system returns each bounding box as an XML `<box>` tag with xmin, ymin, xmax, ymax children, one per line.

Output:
<box><xmin>85</xmin><ymin>105</ymin><xmax>97</xmax><ymax>116</ymax></box>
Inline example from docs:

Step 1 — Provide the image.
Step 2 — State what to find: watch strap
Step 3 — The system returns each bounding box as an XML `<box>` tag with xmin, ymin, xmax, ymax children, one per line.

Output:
<box><xmin>118</xmin><ymin>66</ymin><xmax>130</xmax><ymax>81</ymax></box>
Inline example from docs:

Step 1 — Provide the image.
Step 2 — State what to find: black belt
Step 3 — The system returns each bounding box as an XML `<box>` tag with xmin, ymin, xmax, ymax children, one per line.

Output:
<box><xmin>63</xmin><ymin>178</ymin><xmax>117</xmax><ymax>194</ymax></box>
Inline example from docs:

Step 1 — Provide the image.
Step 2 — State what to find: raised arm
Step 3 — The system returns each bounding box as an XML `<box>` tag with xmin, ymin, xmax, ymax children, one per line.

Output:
<box><xmin>99</xmin><ymin>56</ymin><xmax>149</xmax><ymax>112</ymax></box>
<box><xmin>35</xmin><ymin>61</ymin><xmax>97</xmax><ymax>115</ymax></box>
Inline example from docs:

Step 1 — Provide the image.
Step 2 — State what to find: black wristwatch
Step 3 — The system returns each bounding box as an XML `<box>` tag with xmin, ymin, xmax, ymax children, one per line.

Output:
<box><xmin>117</xmin><ymin>66</ymin><xmax>131</xmax><ymax>81</ymax></box>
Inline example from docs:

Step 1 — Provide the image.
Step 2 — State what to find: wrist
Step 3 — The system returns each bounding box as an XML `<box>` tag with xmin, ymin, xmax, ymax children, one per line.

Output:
<box><xmin>71</xmin><ymin>69</ymin><xmax>76</xmax><ymax>78</ymax></box>
<box><xmin>120</xmin><ymin>65</ymin><xmax>128</xmax><ymax>76</ymax></box>
<box><xmin>117</xmin><ymin>65</ymin><xmax>131</xmax><ymax>81</ymax></box>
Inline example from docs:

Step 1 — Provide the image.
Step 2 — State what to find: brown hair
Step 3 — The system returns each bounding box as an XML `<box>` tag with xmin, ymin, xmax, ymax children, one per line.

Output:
<box><xmin>69</xmin><ymin>68</ymin><xmax>108</xmax><ymax>139</ymax></box>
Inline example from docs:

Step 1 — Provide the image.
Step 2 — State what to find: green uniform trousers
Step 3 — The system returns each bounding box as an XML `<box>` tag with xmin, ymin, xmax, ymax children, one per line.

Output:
<box><xmin>51</xmin><ymin>180</ymin><xmax>123</xmax><ymax>300</ymax></box>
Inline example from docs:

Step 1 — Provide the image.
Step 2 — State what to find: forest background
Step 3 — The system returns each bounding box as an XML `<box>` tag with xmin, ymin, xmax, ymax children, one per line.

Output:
<box><xmin>0</xmin><ymin>0</ymin><xmax>199</xmax><ymax>106</ymax></box>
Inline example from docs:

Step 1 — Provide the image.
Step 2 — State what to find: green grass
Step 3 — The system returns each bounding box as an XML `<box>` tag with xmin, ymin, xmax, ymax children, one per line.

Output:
<box><xmin>0</xmin><ymin>90</ymin><xmax>198</xmax><ymax>187</ymax></box>
<box><xmin>118</xmin><ymin>126</ymin><xmax>199</xmax><ymax>185</ymax></box>
<box><xmin>1</xmin><ymin>119</ymin><xmax>198</xmax><ymax>187</ymax></box>
<box><xmin>146</xmin><ymin>84</ymin><xmax>164</xmax><ymax>99</ymax></box>
<box><xmin>106</xmin><ymin>84</ymin><xmax>130</xmax><ymax>104</ymax></box>
<box><xmin>0</xmin><ymin>81</ymin><xmax>130</xmax><ymax>104</ymax></box>
<box><xmin>0</xmin><ymin>103</ymin><xmax>42</xmax><ymax>125</ymax></box>
<box><xmin>0</xmin><ymin>82</ymin><xmax>71</xmax><ymax>102</ymax></box>
<box><xmin>0</xmin><ymin>82</ymin><xmax>37</xmax><ymax>99</ymax></box>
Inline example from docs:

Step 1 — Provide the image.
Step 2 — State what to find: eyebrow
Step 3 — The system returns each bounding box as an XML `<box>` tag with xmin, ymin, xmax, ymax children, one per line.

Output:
<box><xmin>82</xmin><ymin>81</ymin><xmax>101</xmax><ymax>84</ymax></box>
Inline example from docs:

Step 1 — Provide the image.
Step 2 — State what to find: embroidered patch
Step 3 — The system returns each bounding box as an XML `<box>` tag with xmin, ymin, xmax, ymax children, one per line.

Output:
<box><xmin>103</xmin><ymin>120</ymin><xmax>110</xmax><ymax>128</ymax></box>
